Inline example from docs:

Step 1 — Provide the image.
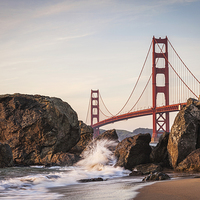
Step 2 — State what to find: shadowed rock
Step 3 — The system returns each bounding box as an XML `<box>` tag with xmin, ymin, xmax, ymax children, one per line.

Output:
<box><xmin>114</xmin><ymin>133</ymin><xmax>151</xmax><ymax>170</ymax></box>
<box><xmin>0</xmin><ymin>93</ymin><xmax>80</xmax><ymax>166</ymax></box>
<box><xmin>132</xmin><ymin>163</ymin><xmax>162</xmax><ymax>175</ymax></box>
<box><xmin>70</xmin><ymin>121</ymin><xmax>93</xmax><ymax>154</ymax></box>
<box><xmin>143</xmin><ymin>172</ymin><xmax>170</xmax><ymax>181</ymax></box>
<box><xmin>0</xmin><ymin>143</ymin><xmax>13</xmax><ymax>168</ymax></box>
<box><xmin>176</xmin><ymin>148</ymin><xmax>200</xmax><ymax>172</ymax></box>
<box><xmin>150</xmin><ymin>132</ymin><xmax>170</xmax><ymax>167</ymax></box>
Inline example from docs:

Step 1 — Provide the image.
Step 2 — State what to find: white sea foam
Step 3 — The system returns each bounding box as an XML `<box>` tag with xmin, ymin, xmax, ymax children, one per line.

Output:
<box><xmin>0</xmin><ymin>139</ymin><xmax>137</xmax><ymax>199</ymax></box>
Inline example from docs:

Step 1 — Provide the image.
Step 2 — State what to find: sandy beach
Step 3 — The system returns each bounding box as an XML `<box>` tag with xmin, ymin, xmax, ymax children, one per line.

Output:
<box><xmin>134</xmin><ymin>178</ymin><xmax>200</xmax><ymax>200</ymax></box>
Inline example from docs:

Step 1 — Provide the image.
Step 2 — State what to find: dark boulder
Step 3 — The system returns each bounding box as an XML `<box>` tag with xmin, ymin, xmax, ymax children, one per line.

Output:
<box><xmin>114</xmin><ymin>133</ymin><xmax>151</xmax><ymax>170</ymax></box>
<box><xmin>150</xmin><ymin>132</ymin><xmax>170</xmax><ymax>167</ymax></box>
<box><xmin>167</xmin><ymin>98</ymin><xmax>200</xmax><ymax>168</ymax></box>
<box><xmin>0</xmin><ymin>94</ymin><xmax>80</xmax><ymax>166</ymax></box>
<box><xmin>70</xmin><ymin>121</ymin><xmax>93</xmax><ymax>154</ymax></box>
<box><xmin>0</xmin><ymin>143</ymin><xmax>13</xmax><ymax>168</ymax></box>
<box><xmin>78</xmin><ymin>177</ymin><xmax>104</xmax><ymax>183</ymax></box>
<box><xmin>132</xmin><ymin>163</ymin><xmax>162</xmax><ymax>175</ymax></box>
<box><xmin>50</xmin><ymin>152</ymin><xmax>80</xmax><ymax>166</ymax></box>
<box><xmin>95</xmin><ymin>129</ymin><xmax>118</xmax><ymax>142</ymax></box>
<box><xmin>143</xmin><ymin>172</ymin><xmax>170</xmax><ymax>181</ymax></box>
<box><xmin>129</xmin><ymin>171</ymin><xmax>143</xmax><ymax>176</ymax></box>
<box><xmin>176</xmin><ymin>148</ymin><xmax>200</xmax><ymax>172</ymax></box>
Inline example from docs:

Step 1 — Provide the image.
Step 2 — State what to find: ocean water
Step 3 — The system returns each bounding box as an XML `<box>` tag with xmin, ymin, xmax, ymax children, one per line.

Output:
<box><xmin>0</xmin><ymin>139</ymin><xmax>153</xmax><ymax>200</ymax></box>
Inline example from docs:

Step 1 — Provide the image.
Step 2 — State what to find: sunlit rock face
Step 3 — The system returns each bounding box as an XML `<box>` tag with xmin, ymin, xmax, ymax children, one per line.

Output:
<box><xmin>168</xmin><ymin>98</ymin><xmax>200</xmax><ymax>169</ymax></box>
<box><xmin>0</xmin><ymin>93</ymin><xmax>80</xmax><ymax>166</ymax></box>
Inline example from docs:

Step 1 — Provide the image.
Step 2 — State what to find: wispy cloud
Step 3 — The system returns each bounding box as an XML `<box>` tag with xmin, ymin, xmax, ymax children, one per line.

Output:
<box><xmin>56</xmin><ymin>32</ymin><xmax>95</xmax><ymax>41</ymax></box>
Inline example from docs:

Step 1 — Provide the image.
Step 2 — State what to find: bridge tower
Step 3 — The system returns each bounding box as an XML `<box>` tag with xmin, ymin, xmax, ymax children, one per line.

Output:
<box><xmin>91</xmin><ymin>89</ymin><xmax>100</xmax><ymax>137</ymax></box>
<box><xmin>152</xmin><ymin>36</ymin><xmax>169</xmax><ymax>141</ymax></box>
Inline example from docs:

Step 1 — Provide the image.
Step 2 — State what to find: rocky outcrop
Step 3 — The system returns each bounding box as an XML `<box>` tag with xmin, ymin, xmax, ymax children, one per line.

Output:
<box><xmin>95</xmin><ymin>129</ymin><xmax>118</xmax><ymax>142</ymax></box>
<box><xmin>114</xmin><ymin>133</ymin><xmax>151</xmax><ymax>170</ymax></box>
<box><xmin>50</xmin><ymin>152</ymin><xmax>80</xmax><ymax>166</ymax></box>
<box><xmin>176</xmin><ymin>148</ymin><xmax>200</xmax><ymax>172</ymax></box>
<box><xmin>132</xmin><ymin>163</ymin><xmax>162</xmax><ymax>175</ymax></box>
<box><xmin>167</xmin><ymin>98</ymin><xmax>200</xmax><ymax>168</ymax></box>
<box><xmin>0</xmin><ymin>94</ymin><xmax>80</xmax><ymax>166</ymax></box>
<box><xmin>70</xmin><ymin>121</ymin><xmax>93</xmax><ymax>154</ymax></box>
<box><xmin>0</xmin><ymin>143</ymin><xmax>13</xmax><ymax>167</ymax></box>
<box><xmin>150</xmin><ymin>132</ymin><xmax>170</xmax><ymax>167</ymax></box>
<box><xmin>143</xmin><ymin>172</ymin><xmax>170</xmax><ymax>181</ymax></box>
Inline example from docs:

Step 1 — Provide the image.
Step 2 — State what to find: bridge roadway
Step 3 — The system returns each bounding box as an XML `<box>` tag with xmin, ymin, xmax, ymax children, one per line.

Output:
<box><xmin>92</xmin><ymin>102</ymin><xmax>187</xmax><ymax>128</ymax></box>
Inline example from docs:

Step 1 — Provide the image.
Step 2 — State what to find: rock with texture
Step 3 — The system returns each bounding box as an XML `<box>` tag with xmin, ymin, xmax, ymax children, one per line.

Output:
<box><xmin>133</xmin><ymin>163</ymin><xmax>162</xmax><ymax>175</ymax></box>
<box><xmin>95</xmin><ymin>129</ymin><xmax>119</xmax><ymax>142</ymax></box>
<box><xmin>70</xmin><ymin>121</ymin><xmax>93</xmax><ymax>154</ymax></box>
<box><xmin>150</xmin><ymin>132</ymin><xmax>170</xmax><ymax>167</ymax></box>
<box><xmin>0</xmin><ymin>93</ymin><xmax>80</xmax><ymax>166</ymax></box>
<box><xmin>143</xmin><ymin>172</ymin><xmax>170</xmax><ymax>181</ymax></box>
<box><xmin>176</xmin><ymin>148</ymin><xmax>200</xmax><ymax>172</ymax></box>
<box><xmin>167</xmin><ymin>98</ymin><xmax>200</xmax><ymax>168</ymax></box>
<box><xmin>0</xmin><ymin>143</ymin><xmax>13</xmax><ymax>167</ymax></box>
<box><xmin>114</xmin><ymin>133</ymin><xmax>151</xmax><ymax>170</ymax></box>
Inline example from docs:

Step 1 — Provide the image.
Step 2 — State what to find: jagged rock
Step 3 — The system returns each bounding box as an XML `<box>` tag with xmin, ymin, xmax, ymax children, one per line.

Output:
<box><xmin>0</xmin><ymin>94</ymin><xmax>80</xmax><ymax>166</ymax></box>
<box><xmin>167</xmin><ymin>98</ymin><xmax>200</xmax><ymax>169</ymax></box>
<box><xmin>0</xmin><ymin>143</ymin><xmax>13</xmax><ymax>168</ymax></box>
<box><xmin>50</xmin><ymin>152</ymin><xmax>80</xmax><ymax>166</ymax></box>
<box><xmin>114</xmin><ymin>133</ymin><xmax>151</xmax><ymax>170</ymax></box>
<box><xmin>78</xmin><ymin>177</ymin><xmax>104</xmax><ymax>183</ymax></box>
<box><xmin>143</xmin><ymin>172</ymin><xmax>170</xmax><ymax>181</ymax></box>
<box><xmin>129</xmin><ymin>170</ymin><xmax>144</xmax><ymax>176</ymax></box>
<box><xmin>150</xmin><ymin>132</ymin><xmax>170</xmax><ymax>167</ymax></box>
<box><xmin>95</xmin><ymin>129</ymin><xmax>119</xmax><ymax>142</ymax></box>
<box><xmin>70</xmin><ymin>121</ymin><xmax>93</xmax><ymax>154</ymax></box>
<box><xmin>176</xmin><ymin>148</ymin><xmax>200</xmax><ymax>172</ymax></box>
<box><xmin>133</xmin><ymin>163</ymin><xmax>162</xmax><ymax>175</ymax></box>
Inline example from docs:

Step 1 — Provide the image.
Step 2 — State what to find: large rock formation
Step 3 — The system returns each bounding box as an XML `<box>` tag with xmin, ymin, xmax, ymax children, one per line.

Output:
<box><xmin>167</xmin><ymin>98</ymin><xmax>200</xmax><ymax>168</ymax></box>
<box><xmin>0</xmin><ymin>94</ymin><xmax>80</xmax><ymax>166</ymax></box>
<box><xmin>176</xmin><ymin>148</ymin><xmax>200</xmax><ymax>172</ymax></box>
<box><xmin>0</xmin><ymin>143</ymin><xmax>13</xmax><ymax>167</ymax></box>
<box><xmin>95</xmin><ymin>129</ymin><xmax>118</xmax><ymax>142</ymax></box>
<box><xmin>114</xmin><ymin>133</ymin><xmax>151</xmax><ymax>170</ymax></box>
<box><xmin>150</xmin><ymin>132</ymin><xmax>170</xmax><ymax>167</ymax></box>
<box><xmin>70</xmin><ymin>121</ymin><xmax>93</xmax><ymax>154</ymax></box>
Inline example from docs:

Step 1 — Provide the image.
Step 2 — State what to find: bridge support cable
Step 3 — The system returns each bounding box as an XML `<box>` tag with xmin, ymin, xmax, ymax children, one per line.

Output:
<box><xmin>85</xmin><ymin>94</ymin><xmax>91</xmax><ymax>124</ymax></box>
<box><xmin>168</xmin><ymin>39</ymin><xmax>200</xmax><ymax>85</ymax></box>
<box><xmin>155</xmin><ymin>39</ymin><xmax>198</xmax><ymax>99</ymax></box>
<box><xmin>128</xmin><ymin>73</ymin><xmax>152</xmax><ymax>113</ymax></box>
<box><xmin>113</xmin><ymin>41</ymin><xmax>153</xmax><ymax>116</ymax></box>
<box><xmin>99</xmin><ymin>93</ymin><xmax>114</xmax><ymax>117</ymax></box>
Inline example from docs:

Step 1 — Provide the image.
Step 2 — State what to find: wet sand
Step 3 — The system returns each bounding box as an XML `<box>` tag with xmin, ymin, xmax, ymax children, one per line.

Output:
<box><xmin>134</xmin><ymin>178</ymin><xmax>200</xmax><ymax>200</ymax></box>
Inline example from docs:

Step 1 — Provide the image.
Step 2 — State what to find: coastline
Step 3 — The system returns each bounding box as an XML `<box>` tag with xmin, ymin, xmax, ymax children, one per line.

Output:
<box><xmin>134</xmin><ymin>177</ymin><xmax>200</xmax><ymax>200</ymax></box>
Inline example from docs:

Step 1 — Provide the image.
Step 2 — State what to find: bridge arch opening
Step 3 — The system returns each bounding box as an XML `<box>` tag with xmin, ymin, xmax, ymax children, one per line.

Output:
<box><xmin>156</xmin><ymin>74</ymin><xmax>165</xmax><ymax>87</ymax></box>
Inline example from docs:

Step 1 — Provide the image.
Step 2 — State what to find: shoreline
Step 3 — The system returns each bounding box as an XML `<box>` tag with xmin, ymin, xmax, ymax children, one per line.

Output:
<box><xmin>134</xmin><ymin>177</ymin><xmax>200</xmax><ymax>200</ymax></box>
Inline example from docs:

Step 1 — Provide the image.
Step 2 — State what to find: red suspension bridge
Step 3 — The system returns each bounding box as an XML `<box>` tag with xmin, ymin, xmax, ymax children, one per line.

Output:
<box><xmin>85</xmin><ymin>36</ymin><xmax>200</xmax><ymax>141</ymax></box>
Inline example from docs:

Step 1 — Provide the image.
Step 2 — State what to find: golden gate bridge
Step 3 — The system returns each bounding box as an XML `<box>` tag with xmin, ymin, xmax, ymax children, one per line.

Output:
<box><xmin>85</xmin><ymin>36</ymin><xmax>200</xmax><ymax>141</ymax></box>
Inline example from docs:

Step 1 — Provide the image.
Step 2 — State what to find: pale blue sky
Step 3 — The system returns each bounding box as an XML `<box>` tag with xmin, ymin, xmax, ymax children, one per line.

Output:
<box><xmin>1</xmin><ymin>0</ymin><xmax>200</xmax><ymax>131</ymax></box>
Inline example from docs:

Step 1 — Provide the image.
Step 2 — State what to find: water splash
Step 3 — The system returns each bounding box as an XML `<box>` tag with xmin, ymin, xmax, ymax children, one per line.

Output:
<box><xmin>76</xmin><ymin>139</ymin><xmax>118</xmax><ymax>171</ymax></box>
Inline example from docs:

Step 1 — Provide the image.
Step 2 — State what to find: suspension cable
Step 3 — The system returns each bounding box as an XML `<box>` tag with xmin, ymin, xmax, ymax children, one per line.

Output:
<box><xmin>99</xmin><ymin>93</ymin><xmax>114</xmax><ymax>116</ymax></box>
<box><xmin>113</xmin><ymin>40</ymin><xmax>153</xmax><ymax>116</ymax></box>
<box><xmin>128</xmin><ymin>73</ymin><xmax>152</xmax><ymax>112</ymax></box>
<box><xmin>155</xmin><ymin>38</ymin><xmax>198</xmax><ymax>98</ymax></box>
<box><xmin>168</xmin><ymin>39</ymin><xmax>200</xmax><ymax>84</ymax></box>
<box><xmin>85</xmin><ymin>94</ymin><xmax>91</xmax><ymax>124</ymax></box>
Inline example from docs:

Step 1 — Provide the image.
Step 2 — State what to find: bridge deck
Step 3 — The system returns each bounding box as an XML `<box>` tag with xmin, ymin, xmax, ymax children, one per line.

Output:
<box><xmin>92</xmin><ymin>103</ymin><xmax>187</xmax><ymax>128</ymax></box>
